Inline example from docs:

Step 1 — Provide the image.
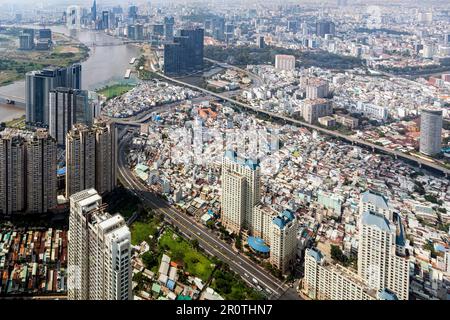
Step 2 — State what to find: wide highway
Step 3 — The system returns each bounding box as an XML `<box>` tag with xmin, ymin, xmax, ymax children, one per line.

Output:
<box><xmin>116</xmin><ymin>128</ymin><xmax>301</xmax><ymax>300</ymax></box>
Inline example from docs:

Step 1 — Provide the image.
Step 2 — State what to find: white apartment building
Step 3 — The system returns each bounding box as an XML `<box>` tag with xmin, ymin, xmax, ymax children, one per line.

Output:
<box><xmin>221</xmin><ymin>150</ymin><xmax>260</xmax><ymax>234</ymax></box>
<box><xmin>304</xmin><ymin>248</ymin><xmax>377</xmax><ymax>300</ymax></box>
<box><xmin>275</xmin><ymin>54</ymin><xmax>296</xmax><ymax>71</ymax></box>
<box><xmin>358</xmin><ymin>211</ymin><xmax>409</xmax><ymax>300</ymax></box>
<box><xmin>68</xmin><ymin>188</ymin><xmax>131</xmax><ymax>300</ymax></box>
<box><xmin>269</xmin><ymin>210</ymin><xmax>298</xmax><ymax>273</ymax></box>
<box><xmin>419</xmin><ymin>107</ymin><xmax>443</xmax><ymax>156</ymax></box>
<box><xmin>356</xmin><ymin>102</ymin><xmax>388</xmax><ymax>121</ymax></box>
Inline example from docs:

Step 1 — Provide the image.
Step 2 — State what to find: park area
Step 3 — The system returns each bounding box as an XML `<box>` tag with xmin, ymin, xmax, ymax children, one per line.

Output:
<box><xmin>97</xmin><ymin>83</ymin><xmax>135</xmax><ymax>100</ymax></box>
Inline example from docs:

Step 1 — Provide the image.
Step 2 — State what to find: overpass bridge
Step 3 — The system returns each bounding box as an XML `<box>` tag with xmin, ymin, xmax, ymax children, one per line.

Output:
<box><xmin>153</xmin><ymin>71</ymin><xmax>450</xmax><ymax>177</ymax></box>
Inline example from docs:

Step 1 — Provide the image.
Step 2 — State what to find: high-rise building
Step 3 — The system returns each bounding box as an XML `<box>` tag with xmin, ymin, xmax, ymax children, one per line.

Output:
<box><xmin>93</xmin><ymin>120</ymin><xmax>117</xmax><ymax>195</ymax></box>
<box><xmin>302</xmin><ymin>99</ymin><xmax>333</xmax><ymax>124</ymax></box>
<box><xmin>0</xmin><ymin>131</ymin><xmax>25</xmax><ymax>215</ymax></box>
<box><xmin>359</xmin><ymin>190</ymin><xmax>392</xmax><ymax>221</ymax></box>
<box><xmin>67</xmin><ymin>5</ymin><xmax>81</xmax><ymax>30</ymax></box>
<box><xmin>68</xmin><ymin>188</ymin><xmax>131</xmax><ymax>300</ymax></box>
<box><xmin>163</xmin><ymin>28</ymin><xmax>204</xmax><ymax>75</ymax></box>
<box><xmin>128</xmin><ymin>5</ymin><xmax>138</xmax><ymax>21</ymax></box>
<box><xmin>303</xmin><ymin>210</ymin><xmax>409</xmax><ymax>300</ymax></box>
<box><xmin>0</xmin><ymin>129</ymin><xmax>57</xmax><ymax>215</ymax></box>
<box><xmin>49</xmin><ymin>88</ymin><xmax>92</xmax><ymax>146</ymax></box>
<box><xmin>66</xmin><ymin>120</ymin><xmax>117</xmax><ymax>198</ymax></box>
<box><xmin>221</xmin><ymin>150</ymin><xmax>260</xmax><ymax>234</ymax></box>
<box><xmin>275</xmin><ymin>54</ymin><xmax>296</xmax><ymax>71</ymax></box>
<box><xmin>269</xmin><ymin>210</ymin><xmax>298</xmax><ymax>273</ymax></box>
<box><xmin>164</xmin><ymin>16</ymin><xmax>175</xmax><ymax>41</ymax></box>
<box><xmin>66</xmin><ymin>124</ymin><xmax>96</xmax><ymax>198</ymax></box>
<box><xmin>102</xmin><ymin>11</ymin><xmax>110</xmax><ymax>30</ymax></box>
<box><xmin>357</xmin><ymin>211</ymin><xmax>409</xmax><ymax>300</ymax></box>
<box><xmin>91</xmin><ymin>0</ymin><xmax>97</xmax><ymax>21</ymax></box>
<box><xmin>288</xmin><ymin>20</ymin><xmax>299</xmax><ymax>33</ymax></box>
<box><xmin>25</xmin><ymin>129</ymin><xmax>57</xmax><ymax>214</ymax></box>
<box><xmin>19</xmin><ymin>34</ymin><xmax>34</xmax><ymax>50</ymax></box>
<box><xmin>316</xmin><ymin>21</ymin><xmax>336</xmax><ymax>37</ymax></box>
<box><xmin>304</xmin><ymin>248</ymin><xmax>384</xmax><ymax>300</ymax></box>
<box><xmin>257</xmin><ymin>35</ymin><xmax>265</xmax><ymax>49</ymax></box>
<box><xmin>26</xmin><ymin>65</ymin><xmax>82</xmax><ymax>125</ymax></box>
<box><xmin>305</xmin><ymin>78</ymin><xmax>330</xmax><ymax>99</ymax></box>
<box><xmin>67</xmin><ymin>63</ymin><xmax>82</xmax><ymax>90</ymax></box>
<box><xmin>419</xmin><ymin>108</ymin><xmax>443</xmax><ymax>156</ymax></box>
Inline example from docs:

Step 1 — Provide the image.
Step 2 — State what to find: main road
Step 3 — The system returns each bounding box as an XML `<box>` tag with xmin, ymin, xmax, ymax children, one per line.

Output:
<box><xmin>117</xmin><ymin>128</ymin><xmax>301</xmax><ymax>300</ymax></box>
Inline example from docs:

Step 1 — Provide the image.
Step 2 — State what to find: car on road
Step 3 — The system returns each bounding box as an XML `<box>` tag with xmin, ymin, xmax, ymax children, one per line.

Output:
<box><xmin>252</xmin><ymin>278</ymin><xmax>259</xmax><ymax>285</ymax></box>
<box><xmin>244</xmin><ymin>273</ymin><xmax>248</xmax><ymax>277</ymax></box>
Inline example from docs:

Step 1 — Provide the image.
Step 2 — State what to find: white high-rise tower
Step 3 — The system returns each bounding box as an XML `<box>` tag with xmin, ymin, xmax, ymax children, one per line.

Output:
<box><xmin>68</xmin><ymin>189</ymin><xmax>132</xmax><ymax>300</ymax></box>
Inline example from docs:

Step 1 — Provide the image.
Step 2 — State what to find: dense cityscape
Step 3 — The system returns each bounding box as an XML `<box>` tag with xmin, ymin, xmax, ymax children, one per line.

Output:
<box><xmin>0</xmin><ymin>0</ymin><xmax>448</xmax><ymax>305</ymax></box>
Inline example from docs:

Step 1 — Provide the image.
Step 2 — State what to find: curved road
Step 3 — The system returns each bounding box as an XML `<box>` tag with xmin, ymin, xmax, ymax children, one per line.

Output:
<box><xmin>117</xmin><ymin>128</ymin><xmax>301</xmax><ymax>300</ymax></box>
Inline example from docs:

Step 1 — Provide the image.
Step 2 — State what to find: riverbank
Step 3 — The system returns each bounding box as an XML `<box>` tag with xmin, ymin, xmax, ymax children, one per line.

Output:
<box><xmin>0</xmin><ymin>27</ymin><xmax>90</xmax><ymax>86</ymax></box>
<box><xmin>0</xmin><ymin>103</ymin><xmax>24</xmax><ymax>122</ymax></box>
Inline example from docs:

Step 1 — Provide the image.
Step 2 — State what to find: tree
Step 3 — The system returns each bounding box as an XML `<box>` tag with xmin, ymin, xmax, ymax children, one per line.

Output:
<box><xmin>142</xmin><ymin>251</ymin><xmax>157</xmax><ymax>269</ymax></box>
<box><xmin>191</xmin><ymin>239</ymin><xmax>199</xmax><ymax>249</ymax></box>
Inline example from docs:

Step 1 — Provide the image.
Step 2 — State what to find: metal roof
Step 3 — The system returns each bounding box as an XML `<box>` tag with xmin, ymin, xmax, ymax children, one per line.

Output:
<box><xmin>361</xmin><ymin>210</ymin><xmax>392</xmax><ymax>232</ymax></box>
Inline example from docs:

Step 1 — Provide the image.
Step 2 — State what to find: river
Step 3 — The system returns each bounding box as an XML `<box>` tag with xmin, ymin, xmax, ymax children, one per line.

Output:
<box><xmin>0</xmin><ymin>25</ymin><xmax>140</xmax><ymax>122</ymax></box>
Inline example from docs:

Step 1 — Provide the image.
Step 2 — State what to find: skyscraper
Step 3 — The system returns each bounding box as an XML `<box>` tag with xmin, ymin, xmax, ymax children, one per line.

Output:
<box><xmin>0</xmin><ymin>128</ymin><xmax>57</xmax><ymax>216</ymax></box>
<box><xmin>164</xmin><ymin>16</ymin><xmax>174</xmax><ymax>41</ymax></box>
<box><xmin>66</xmin><ymin>120</ymin><xmax>117</xmax><ymax>198</ymax></box>
<box><xmin>66</xmin><ymin>124</ymin><xmax>96</xmax><ymax>198</ymax></box>
<box><xmin>163</xmin><ymin>28</ymin><xmax>204</xmax><ymax>75</ymax></box>
<box><xmin>0</xmin><ymin>131</ymin><xmax>25</xmax><ymax>215</ymax></box>
<box><xmin>357</xmin><ymin>211</ymin><xmax>409</xmax><ymax>300</ymax></box>
<box><xmin>316</xmin><ymin>21</ymin><xmax>336</xmax><ymax>37</ymax></box>
<box><xmin>102</xmin><ymin>11</ymin><xmax>110</xmax><ymax>30</ymax></box>
<box><xmin>91</xmin><ymin>0</ymin><xmax>97</xmax><ymax>21</ymax></box>
<box><xmin>48</xmin><ymin>88</ymin><xmax>92</xmax><ymax>146</ymax></box>
<box><xmin>93</xmin><ymin>120</ymin><xmax>117</xmax><ymax>195</ymax></box>
<box><xmin>26</xmin><ymin>65</ymin><xmax>82</xmax><ymax>125</ymax></box>
<box><xmin>68</xmin><ymin>188</ymin><xmax>131</xmax><ymax>300</ymax></box>
<box><xmin>25</xmin><ymin>129</ymin><xmax>57</xmax><ymax>214</ymax></box>
<box><xmin>419</xmin><ymin>107</ymin><xmax>443</xmax><ymax>156</ymax></box>
<box><xmin>221</xmin><ymin>150</ymin><xmax>260</xmax><ymax>234</ymax></box>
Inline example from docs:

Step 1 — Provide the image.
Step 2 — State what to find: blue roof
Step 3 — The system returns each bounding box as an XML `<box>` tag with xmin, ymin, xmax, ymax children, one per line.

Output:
<box><xmin>57</xmin><ymin>167</ymin><xmax>66</xmax><ymax>175</ymax></box>
<box><xmin>307</xmin><ymin>248</ymin><xmax>323</xmax><ymax>263</ymax></box>
<box><xmin>273</xmin><ymin>210</ymin><xmax>295</xmax><ymax>229</ymax></box>
<box><xmin>167</xmin><ymin>279</ymin><xmax>175</xmax><ymax>290</ymax></box>
<box><xmin>224</xmin><ymin>150</ymin><xmax>260</xmax><ymax>171</ymax></box>
<box><xmin>247</xmin><ymin>236</ymin><xmax>270</xmax><ymax>253</ymax></box>
<box><xmin>361</xmin><ymin>211</ymin><xmax>391</xmax><ymax>232</ymax></box>
<box><xmin>377</xmin><ymin>288</ymin><xmax>398</xmax><ymax>300</ymax></box>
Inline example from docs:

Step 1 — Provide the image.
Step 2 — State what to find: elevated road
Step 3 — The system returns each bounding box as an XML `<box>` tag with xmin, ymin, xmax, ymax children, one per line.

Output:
<box><xmin>117</xmin><ymin>129</ymin><xmax>301</xmax><ymax>300</ymax></box>
<box><xmin>154</xmin><ymin>71</ymin><xmax>450</xmax><ymax>177</ymax></box>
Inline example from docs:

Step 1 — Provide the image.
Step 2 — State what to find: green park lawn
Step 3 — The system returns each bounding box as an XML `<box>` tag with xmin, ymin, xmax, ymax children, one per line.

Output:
<box><xmin>159</xmin><ymin>229</ymin><xmax>214</xmax><ymax>281</ymax></box>
<box><xmin>130</xmin><ymin>220</ymin><xmax>159</xmax><ymax>246</ymax></box>
<box><xmin>97</xmin><ymin>84</ymin><xmax>135</xmax><ymax>100</ymax></box>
